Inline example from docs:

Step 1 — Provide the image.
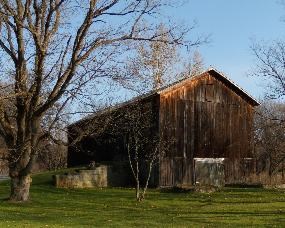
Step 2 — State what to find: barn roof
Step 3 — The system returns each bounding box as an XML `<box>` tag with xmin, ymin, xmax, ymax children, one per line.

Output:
<box><xmin>157</xmin><ymin>67</ymin><xmax>260</xmax><ymax>106</ymax></box>
<box><xmin>69</xmin><ymin>68</ymin><xmax>259</xmax><ymax>127</ymax></box>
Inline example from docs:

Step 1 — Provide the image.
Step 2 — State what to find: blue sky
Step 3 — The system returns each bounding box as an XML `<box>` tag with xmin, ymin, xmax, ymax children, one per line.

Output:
<box><xmin>169</xmin><ymin>0</ymin><xmax>285</xmax><ymax>99</ymax></box>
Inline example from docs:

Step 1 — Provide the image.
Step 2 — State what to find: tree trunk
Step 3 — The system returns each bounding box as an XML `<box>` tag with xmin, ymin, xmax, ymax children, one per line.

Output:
<box><xmin>136</xmin><ymin>184</ymin><xmax>140</xmax><ymax>201</ymax></box>
<box><xmin>136</xmin><ymin>168</ymin><xmax>141</xmax><ymax>201</ymax></box>
<box><xmin>9</xmin><ymin>175</ymin><xmax>32</xmax><ymax>202</ymax></box>
<box><xmin>140</xmin><ymin>162</ymin><xmax>153</xmax><ymax>201</ymax></box>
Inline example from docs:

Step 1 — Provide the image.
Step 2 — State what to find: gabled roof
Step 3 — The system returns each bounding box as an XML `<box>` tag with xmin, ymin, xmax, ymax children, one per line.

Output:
<box><xmin>205</xmin><ymin>68</ymin><xmax>259</xmax><ymax>106</ymax></box>
<box><xmin>157</xmin><ymin>67</ymin><xmax>259</xmax><ymax>106</ymax></box>
<box><xmin>69</xmin><ymin>68</ymin><xmax>259</xmax><ymax>127</ymax></box>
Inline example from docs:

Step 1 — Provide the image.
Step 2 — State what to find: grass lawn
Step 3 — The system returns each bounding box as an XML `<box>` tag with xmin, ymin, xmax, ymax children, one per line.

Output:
<box><xmin>0</xmin><ymin>171</ymin><xmax>285</xmax><ymax>227</ymax></box>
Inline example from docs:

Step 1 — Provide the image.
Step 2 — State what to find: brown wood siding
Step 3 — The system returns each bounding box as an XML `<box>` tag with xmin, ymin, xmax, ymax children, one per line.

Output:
<box><xmin>159</xmin><ymin>72</ymin><xmax>255</xmax><ymax>186</ymax></box>
<box><xmin>67</xmin><ymin>70</ymin><xmax>257</xmax><ymax>187</ymax></box>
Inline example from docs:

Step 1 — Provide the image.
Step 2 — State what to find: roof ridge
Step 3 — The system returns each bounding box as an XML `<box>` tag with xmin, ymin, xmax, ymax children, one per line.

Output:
<box><xmin>207</xmin><ymin>67</ymin><xmax>260</xmax><ymax>106</ymax></box>
<box><xmin>69</xmin><ymin>68</ymin><xmax>259</xmax><ymax>127</ymax></box>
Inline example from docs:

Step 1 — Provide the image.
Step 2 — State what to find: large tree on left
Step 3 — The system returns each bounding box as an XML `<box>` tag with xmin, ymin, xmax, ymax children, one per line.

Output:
<box><xmin>0</xmin><ymin>0</ymin><xmax>200</xmax><ymax>201</ymax></box>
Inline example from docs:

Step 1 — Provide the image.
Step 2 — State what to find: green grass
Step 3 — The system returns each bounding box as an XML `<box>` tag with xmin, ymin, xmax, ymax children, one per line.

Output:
<box><xmin>0</xmin><ymin>171</ymin><xmax>285</xmax><ymax>227</ymax></box>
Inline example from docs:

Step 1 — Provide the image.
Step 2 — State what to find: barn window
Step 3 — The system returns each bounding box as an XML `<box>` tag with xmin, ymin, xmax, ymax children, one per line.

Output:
<box><xmin>205</xmin><ymin>84</ymin><xmax>214</xmax><ymax>102</ymax></box>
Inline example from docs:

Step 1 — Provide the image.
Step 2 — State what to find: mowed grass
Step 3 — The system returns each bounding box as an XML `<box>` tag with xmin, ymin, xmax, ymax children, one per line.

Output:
<box><xmin>0</xmin><ymin>172</ymin><xmax>285</xmax><ymax>227</ymax></box>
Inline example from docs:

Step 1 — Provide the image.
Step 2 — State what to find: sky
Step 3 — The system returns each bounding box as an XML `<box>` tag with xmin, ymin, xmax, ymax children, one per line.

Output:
<box><xmin>168</xmin><ymin>0</ymin><xmax>285</xmax><ymax>99</ymax></box>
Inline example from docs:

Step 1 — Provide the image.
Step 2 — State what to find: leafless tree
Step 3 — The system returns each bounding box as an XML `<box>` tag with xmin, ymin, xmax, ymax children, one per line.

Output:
<box><xmin>0</xmin><ymin>0</ymin><xmax>202</xmax><ymax>201</ymax></box>
<box><xmin>251</xmin><ymin>37</ymin><xmax>285</xmax><ymax>182</ymax></box>
<box><xmin>251</xmin><ymin>41</ymin><xmax>285</xmax><ymax>100</ymax></box>
<box><xmin>126</xmin><ymin>29</ymin><xmax>207</xmax><ymax>94</ymax></box>
<box><xmin>36</xmin><ymin>101</ymin><xmax>68</xmax><ymax>170</ymax></box>
<box><xmin>184</xmin><ymin>50</ymin><xmax>205</xmax><ymax>77</ymax></box>
<box><xmin>126</xmin><ymin>24</ymin><xmax>179</xmax><ymax>92</ymax></box>
<box><xmin>123</xmin><ymin>101</ymin><xmax>171</xmax><ymax>201</ymax></box>
<box><xmin>254</xmin><ymin>100</ymin><xmax>285</xmax><ymax>177</ymax></box>
<box><xmin>38</xmin><ymin>142</ymin><xmax>67</xmax><ymax>171</ymax></box>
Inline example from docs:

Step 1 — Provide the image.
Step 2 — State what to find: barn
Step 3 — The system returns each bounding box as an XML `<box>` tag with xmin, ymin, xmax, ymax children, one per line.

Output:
<box><xmin>67</xmin><ymin>68</ymin><xmax>259</xmax><ymax>187</ymax></box>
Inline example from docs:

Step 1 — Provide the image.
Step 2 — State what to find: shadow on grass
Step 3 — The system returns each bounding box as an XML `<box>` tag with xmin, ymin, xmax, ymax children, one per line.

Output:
<box><xmin>0</xmin><ymin>170</ymin><xmax>285</xmax><ymax>227</ymax></box>
<box><xmin>160</xmin><ymin>186</ymin><xmax>195</xmax><ymax>193</ymax></box>
<box><xmin>225</xmin><ymin>183</ymin><xmax>264</xmax><ymax>188</ymax></box>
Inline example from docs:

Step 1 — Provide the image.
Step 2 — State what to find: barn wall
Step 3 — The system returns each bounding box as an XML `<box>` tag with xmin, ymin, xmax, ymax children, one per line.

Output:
<box><xmin>159</xmin><ymin>72</ymin><xmax>255</xmax><ymax>186</ymax></box>
<box><xmin>67</xmin><ymin>94</ymin><xmax>161</xmax><ymax>187</ymax></box>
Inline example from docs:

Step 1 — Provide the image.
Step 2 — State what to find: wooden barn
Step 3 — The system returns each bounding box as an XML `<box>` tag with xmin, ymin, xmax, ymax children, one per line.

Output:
<box><xmin>67</xmin><ymin>68</ymin><xmax>259</xmax><ymax>187</ymax></box>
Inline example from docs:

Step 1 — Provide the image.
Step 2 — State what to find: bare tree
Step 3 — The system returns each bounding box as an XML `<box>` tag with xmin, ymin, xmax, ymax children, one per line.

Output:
<box><xmin>0</xmin><ymin>0</ymin><xmax>202</xmax><ymax>201</ymax></box>
<box><xmin>36</xmin><ymin>101</ymin><xmax>68</xmax><ymax>170</ymax></box>
<box><xmin>251</xmin><ymin>36</ymin><xmax>285</xmax><ymax>181</ymax></box>
<box><xmin>186</xmin><ymin>50</ymin><xmax>205</xmax><ymax>77</ymax></box>
<box><xmin>38</xmin><ymin>142</ymin><xmax>67</xmax><ymax>171</ymax></box>
<box><xmin>254</xmin><ymin>100</ymin><xmax>285</xmax><ymax>177</ymax></box>
<box><xmin>126</xmin><ymin>24</ymin><xmax>179</xmax><ymax>92</ymax></box>
<box><xmin>251</xmin><ymin>41</ymin><xmax>285</xmax><ymax>100</ymax></box>
<box><xmin>123</xmin><ymin>101</ymin><xmax>170</xmax><ymax>201</ymax></box>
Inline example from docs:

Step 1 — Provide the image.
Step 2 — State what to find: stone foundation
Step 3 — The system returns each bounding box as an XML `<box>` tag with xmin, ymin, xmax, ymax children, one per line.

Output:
<box><xmin>54</xmin><ymin>166</ymin><xmax>108</xmax><ymax>188</ymax></box>
<box><xmin>54</xmin><ymin>163</ymin><xmax>132</xmax><ymax>188</ymax></box>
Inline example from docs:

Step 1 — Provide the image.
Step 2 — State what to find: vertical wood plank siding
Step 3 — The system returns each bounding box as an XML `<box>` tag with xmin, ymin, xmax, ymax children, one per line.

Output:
<box><xmin>159</xmin><ymin>72</ymin><xmax>255</xmax><ymax>186</ymax></box>
<box><xmin>68</xmin><ymin>70</ymin><xmax>257</xmax><ymax>188</ymax></box>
